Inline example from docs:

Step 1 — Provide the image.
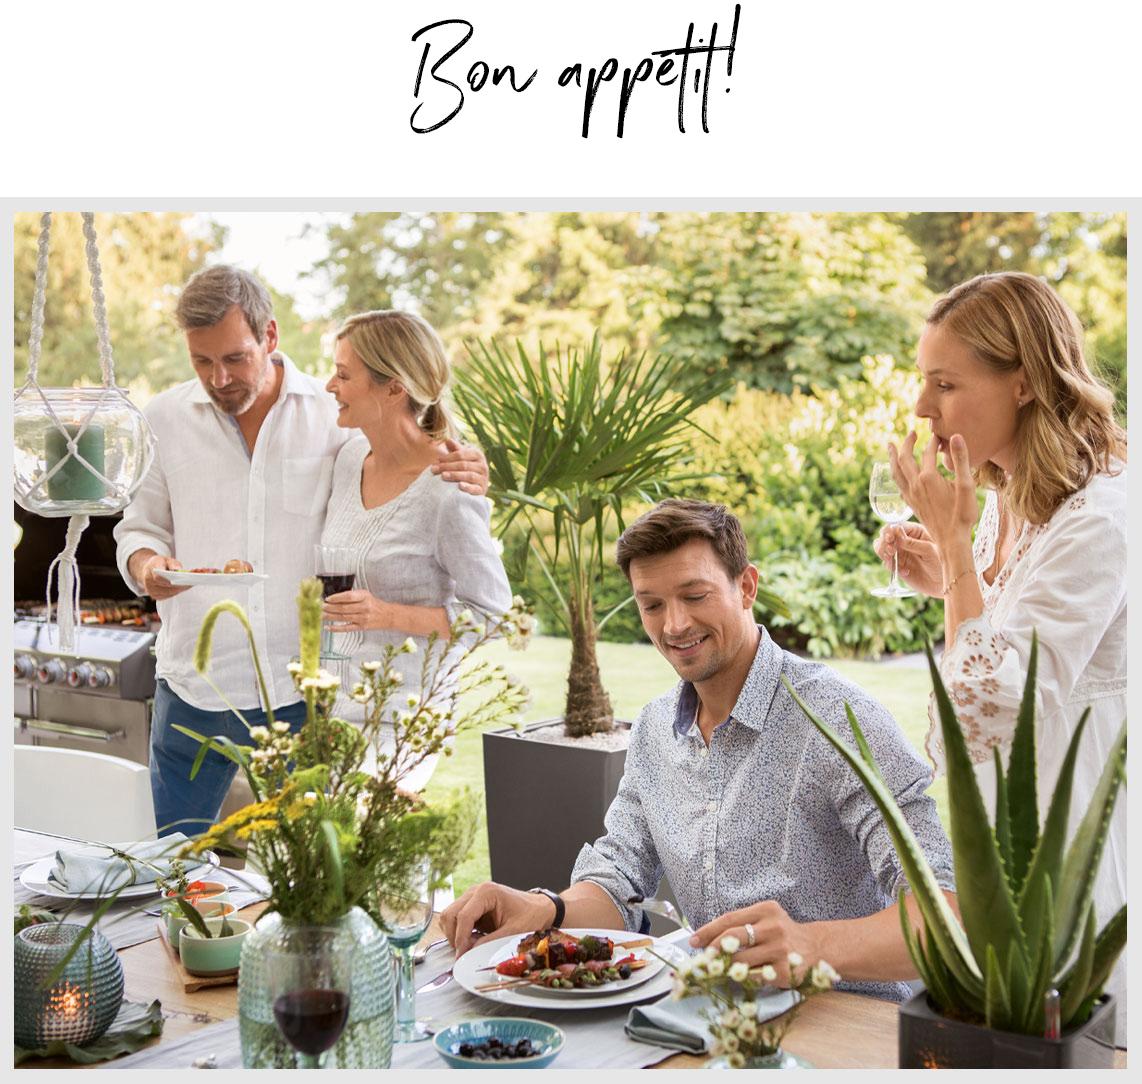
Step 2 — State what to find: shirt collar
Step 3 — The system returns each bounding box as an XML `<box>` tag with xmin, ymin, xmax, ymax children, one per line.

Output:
<box><xmin>186</xmin><ymin>351</ymin><xmax>313</xmax><ymax>405</ymax></box>
<box><xmin>672</xmin><ymin>626</ymin><xmax>784</xmax><ymax>739</ymax></box>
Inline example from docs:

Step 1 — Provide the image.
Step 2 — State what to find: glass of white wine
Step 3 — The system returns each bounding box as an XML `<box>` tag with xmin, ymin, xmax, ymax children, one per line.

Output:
<box><xmin>869</xmin><ymin>462</ymin><xmax>917</xmax><ymax>598</ymax></box>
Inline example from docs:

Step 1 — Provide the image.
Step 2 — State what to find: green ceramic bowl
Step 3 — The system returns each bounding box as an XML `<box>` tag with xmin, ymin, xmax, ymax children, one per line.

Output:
<box><xmin>165</xmin><ymin>900</ymin><xmax>238</xmax><ymax>949</ymax></box>
<box><xmin>178</xmin><ymin>916</ymin><xmax>251</xmax><ymax>975</ymax></box>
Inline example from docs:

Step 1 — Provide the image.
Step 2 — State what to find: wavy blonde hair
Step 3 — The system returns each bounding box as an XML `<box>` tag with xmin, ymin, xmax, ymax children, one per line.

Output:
<box><xmin>926</xmin><ymin>272</ymin><xmax>1125</xmax><ymax>525</ymax></box>
<box><xmin>335</xmin><ymin>310</ymin><xmax>460</xmax><ymax>442</ymax></box>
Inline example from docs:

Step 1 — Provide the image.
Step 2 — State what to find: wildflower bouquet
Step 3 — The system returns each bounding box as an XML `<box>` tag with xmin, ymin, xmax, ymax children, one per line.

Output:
<box><xmin>174</xmin><ymin>578</ymin><xmax>531</xmax><ymax>926</ymax></box>
<box><xmin>669</xmin><ymin>939</ymin><xmax>839</xmax><ymax>1068</ymax></box>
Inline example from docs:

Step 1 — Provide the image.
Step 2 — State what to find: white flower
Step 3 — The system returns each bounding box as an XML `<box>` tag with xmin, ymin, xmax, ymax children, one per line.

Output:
<box><xmin>286</xmin><ymin>661</ymin><xmax>302</xmax><ymax>674</ymax></box>
<box><xmin>512</xmin><ymin>594</ymin><xmax>526</xmax><ymax>608</ymax></box>
<box><xmin>707</xmin><ymin>958</ymin><xmax>726</xmax><ymax>978</ymax></box>
<box><xmin>737</xmin><ymin>1018</ymin><xmax>758</xmax><ymax>1042</ymax></box>
<box><xmin>689</xmin><ymin>961</ymin><xmax>706</xmax><ymax>980</ymax></box>
<box><xmin>738</xmin><ymin>1000</ymin><xmax>759</xmax><ymax>1020</ymax></box>
<box><xmin>719</xmin><ymin>935</ymin><xmax>740</xmax><ymax>954</ymax></box>
<box><xmin>760</xmin><ymin>964</ymin><xmax>777</xmax><ymax>983</ymax></box>
<box><xmin>701</xmin><ymin>945</ymin><xmax>719</xmax><ymax>962</ymax></box>
<box><xmin>673</xmin><ymin>957</ymin><xmax>693</xmax><ymax>978</ymax></box>
<box><xmin>302</xmin><ymin>791</ymin><xmax>317</xmax><ymax>805</ymax></box>
<box><xmin>719</xmin><ymin>1008</ymin><xmax>740</xmax><ymax>1029</ymax></box>
<box><xmin>271</xmin><ymin>720</ymin><xmax>291</xmax><ymax>734</ymax></box>
<box><xmin>248</xmin><ymin>726</ymin><xmax>270</xmax><ymax>742</ymax></box>
<box><xmin>729</xmin><ymin>961</ymin><xmax>750</xmax><ymax>982</ymax></box>
<box><xmin>727</xmin><ymin>1053</ymin><xmax>745</xmax><ymax>1069</ymax></box>
<box><xmin>457</xmin><ymin>609</ymin><xmax>474</xmax><ymax>625</ymax></box>
<box><xmin>386</xmin><ymin>668</ymin><xmax>403</xmax><ymax>684</ymax></box>
<box><xmin>720</xmin><ymin>1033</ymin><xmax>739</xmax><ymax>1054</ymax></box>
<box><xmin>787</xmin><ymin>951</ymin><xmax>803</xmax><ymax>968</ymax></box>
<box><xmin>401</xmin><ymin>637</ymin><xmax>418</xmax><ymax>654</ymax></box>
<box><xmin>360</xmin><ymin>660</ymin><xmax>381</xmax><ymax>674</ymax></box>
<box><xmin>817</xmin><ymin>960</ymin><xmax>840</xmax><ymax>984</ymax></box>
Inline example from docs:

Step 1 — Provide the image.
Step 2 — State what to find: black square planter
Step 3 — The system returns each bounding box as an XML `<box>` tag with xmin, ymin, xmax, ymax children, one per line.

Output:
<box><xmin>898</xmin><ymin>989</ymin><xmax>1117</xmax><ymax>1069</ymax></box>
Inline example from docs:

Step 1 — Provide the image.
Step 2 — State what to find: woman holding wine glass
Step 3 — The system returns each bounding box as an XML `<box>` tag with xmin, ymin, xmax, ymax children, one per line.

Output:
<box><xmin>318</xmin><ymin>310</ymin><xmax>512</xmax><ymax>792</ymax></box>
<box><xmin>873</xmin><ymin>272</ymin><xmax>1127</xmax><ymax>1042</ymax></box>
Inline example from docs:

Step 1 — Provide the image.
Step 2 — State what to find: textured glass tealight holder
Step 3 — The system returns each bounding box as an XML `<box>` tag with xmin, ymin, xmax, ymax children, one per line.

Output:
<box><xmin>13</xmin><ymin>923</ymin><xmax>125</xmax><ymax>1048</ymax></box>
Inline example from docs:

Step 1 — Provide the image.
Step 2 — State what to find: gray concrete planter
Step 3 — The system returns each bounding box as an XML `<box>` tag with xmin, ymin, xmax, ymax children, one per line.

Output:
<box><xmin>898</xmin><ymin>990</ymin><xmax>1117</xmax><ymax>1068</ymax></box>
<box><xmin>483</xmin><ymin>718</ymin><xmax>632</xmax><ymax>894</ymax></box>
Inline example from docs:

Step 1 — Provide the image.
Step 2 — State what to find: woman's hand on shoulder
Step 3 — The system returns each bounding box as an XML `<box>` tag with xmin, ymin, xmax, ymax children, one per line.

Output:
<box><xmin>323</xmin><ymin>589</ymin><xmax>390</xmax><ymax>632</ymax></box>
<box><xmin>874</xmin><ymin>522</ymin><xmax>943</xmax><ymax>597</ymax></box>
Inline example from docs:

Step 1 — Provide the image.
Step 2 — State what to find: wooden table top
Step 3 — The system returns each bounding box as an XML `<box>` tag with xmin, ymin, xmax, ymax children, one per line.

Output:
<box><xmin>20</xmin><ymin>904</ymin><xmax>1127</xmax><ymax>1070</ymax></box>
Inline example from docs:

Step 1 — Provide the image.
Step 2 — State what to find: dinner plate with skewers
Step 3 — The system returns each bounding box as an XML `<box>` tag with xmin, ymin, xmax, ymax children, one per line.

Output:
<box><xmin>452</xmin><ymin>927</ymin><xmax>680</xmax><ymax>1011</ymax></box>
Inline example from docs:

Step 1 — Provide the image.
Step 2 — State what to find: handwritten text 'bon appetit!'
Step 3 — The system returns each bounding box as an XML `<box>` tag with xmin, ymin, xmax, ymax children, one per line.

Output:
<box><xmin>410</xmin><ymin>6</ymin><xmax>741</xmax><ymax>138</ymax></box>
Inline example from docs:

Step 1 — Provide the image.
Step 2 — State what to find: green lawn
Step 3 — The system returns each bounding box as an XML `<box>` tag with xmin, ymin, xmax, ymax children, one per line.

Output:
<box><xmin>424</xmin><ymin>636</ymin><xmax>947</xmax><ymax>893</ymax></box>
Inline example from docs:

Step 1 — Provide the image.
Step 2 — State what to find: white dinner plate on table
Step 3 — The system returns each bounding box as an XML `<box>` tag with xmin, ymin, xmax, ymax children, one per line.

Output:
<box><xmin>155</xmin><ymin>569</ymin><xmax>267</xmax><ymax>586</ymax></box>
<box><xmin>453</xmin><ymin>928</ymin><xmax>680</xmax><ymax>1011</ymax></box>
<box><xmin>18</xmin><ymin>850</ymin><xmax>220</xmax><ymax>901</ymax></box>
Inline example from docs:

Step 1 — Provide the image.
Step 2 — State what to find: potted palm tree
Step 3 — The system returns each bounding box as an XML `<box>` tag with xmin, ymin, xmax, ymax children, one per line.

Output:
<box><xmin>786</xmin><ymin>633</ymin><xmax>1125</xmax><ymax>1069</ymax></box>
<box><xmin>454</xmin><ymin>334</ymin><xmax>784</xmax><ymax>894</ymax></box>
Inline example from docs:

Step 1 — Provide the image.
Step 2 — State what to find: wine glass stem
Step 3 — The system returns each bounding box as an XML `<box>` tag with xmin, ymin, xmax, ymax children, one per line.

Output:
<box><xmin>299</xmin><ymin>1052</ymin><xmax>322</xmax><ymax>1069</ymax></box>
<box><xmin>395</xmin><ymin>946</ymin><xmax>417</xmax><ymax>1039</ymax></box>
<box><xmin>891</xmin><ymin>548</ymin><xmax>900</xmax><ymax>589</ymax></box>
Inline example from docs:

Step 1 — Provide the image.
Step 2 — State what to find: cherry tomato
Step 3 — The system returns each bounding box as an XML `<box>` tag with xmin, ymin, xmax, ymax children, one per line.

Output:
<box><xmin>496</xmin><ymin>955</ymin><xmax>529</xmax><ymax>977</ymax></box>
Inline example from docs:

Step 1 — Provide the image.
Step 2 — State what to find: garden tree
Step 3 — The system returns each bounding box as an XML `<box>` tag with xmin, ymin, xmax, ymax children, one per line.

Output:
<box><xmin>653</xmin><ymin>212</ymin><xmax>933</xmax><ymax>393</ymax></box>
<box><xmin>308</xmin><ymin>211</ymin><xmax>515</xmax><ymax>329</ymax></box>
<box><xmin>266</xmin><ymin>283</ymin><xmax>327</xmax><ymax>376</ymax></box>
<box><xmin>901</xmin><ymin>212</ymin><xmax>1044</xmax><ymax>294</ymax></box>
<box><xmin>13</xmin><ymin>212</ymin><xmax>221</xmax><ymax>392</ymax></box>
<box><xmin>449</xmin><ymin>212</ymin><xmax>665</xmax><ymax>359</ymax></box>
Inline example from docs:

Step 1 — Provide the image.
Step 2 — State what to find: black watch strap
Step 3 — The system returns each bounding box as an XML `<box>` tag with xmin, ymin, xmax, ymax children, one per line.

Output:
<box><xmin>528</xmin><ymin>887</ymin><xmax>566</xmax><ymax>928</ymax></box>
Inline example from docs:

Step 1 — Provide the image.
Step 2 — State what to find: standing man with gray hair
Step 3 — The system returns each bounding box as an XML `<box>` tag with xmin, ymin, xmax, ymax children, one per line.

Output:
<box><xmin>114</xmin><ymin>265</ymin><xmax>488</xmax><ymax>836</ymax></box>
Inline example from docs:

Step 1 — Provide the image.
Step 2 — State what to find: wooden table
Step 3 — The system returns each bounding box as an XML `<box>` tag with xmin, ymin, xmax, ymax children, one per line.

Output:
<box><xmin>20</xmin><ymin>905</ymin><xmax>1128</xmax><ymax>1070</ymax></box>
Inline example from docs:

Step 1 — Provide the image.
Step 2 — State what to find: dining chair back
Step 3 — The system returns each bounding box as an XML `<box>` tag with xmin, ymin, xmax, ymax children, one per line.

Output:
<box><xmin>13</xmin><ymin>746</ymin><xmax>158</xmax><ymax>841</ymax></box>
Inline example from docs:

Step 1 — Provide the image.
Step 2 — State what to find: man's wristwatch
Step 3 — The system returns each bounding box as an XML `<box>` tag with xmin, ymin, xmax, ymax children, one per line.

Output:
<box><xmin>527</xmin><ymin>887</ymin><xmax>566</xmax><ymax>928</ymax></box>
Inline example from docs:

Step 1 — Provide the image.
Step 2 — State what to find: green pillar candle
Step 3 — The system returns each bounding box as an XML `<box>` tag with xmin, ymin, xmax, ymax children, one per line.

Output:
<box><xmin>45</xmin><ymin>423</ymin><xmax>106</xmax><ymax>501</ymax></box>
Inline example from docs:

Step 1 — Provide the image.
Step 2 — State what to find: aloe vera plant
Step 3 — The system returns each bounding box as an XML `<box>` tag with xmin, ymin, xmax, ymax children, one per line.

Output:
<box><xmin>784</xmin><ymin>632</ymin><xmax>1126</xmax><ymax>1036</ymax></box>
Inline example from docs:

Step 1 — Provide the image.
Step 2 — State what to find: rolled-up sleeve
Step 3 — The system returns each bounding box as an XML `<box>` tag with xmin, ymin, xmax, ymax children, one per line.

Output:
<box><xmin>113</xmin><ymin>431</ymin><xmax>173</xmax><ymax>596</ymax></box>
<box><xmin>569</xmin><ymin>716</ymin><xmax>665</xmax><ymax>932</ymax></box>
<box><xmin>821</xmin><ymin>692</ymin><xmax>956</xmax><ymax>899</ymax></box>
<box><xmin>433</xmin><ymin>491</ymin><xmax>513</xmax><ymax>641</ymax></box>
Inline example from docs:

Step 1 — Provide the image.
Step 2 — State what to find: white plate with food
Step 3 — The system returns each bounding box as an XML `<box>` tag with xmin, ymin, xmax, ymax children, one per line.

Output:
<box><xmin>19</xmin><ymin>850</ymin><xmax>220</xmax><ymax>901</ymax></box>
<box><xmin>156</xmin><ymin>565</ymin><xmax>266</xmax><ymax>586</ymax></box>
<box><xmin>453</xmin><ymin>928</ymin><xmax>679</xmax><ymax>1010</ymax></box>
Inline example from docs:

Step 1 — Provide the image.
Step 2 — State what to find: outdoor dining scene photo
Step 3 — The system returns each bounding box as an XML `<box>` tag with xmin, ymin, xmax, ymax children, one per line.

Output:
<box><xmin>11</xmin><ymin>210</ymin><xmax>1127</xmax><ymax>1070</ymax></box>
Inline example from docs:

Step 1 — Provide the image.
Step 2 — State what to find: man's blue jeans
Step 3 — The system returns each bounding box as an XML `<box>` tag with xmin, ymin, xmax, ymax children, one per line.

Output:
<box><xmin>150</xmin><ymin>679</ymin><xmax>307</xmax><ymax>837</ymax></box>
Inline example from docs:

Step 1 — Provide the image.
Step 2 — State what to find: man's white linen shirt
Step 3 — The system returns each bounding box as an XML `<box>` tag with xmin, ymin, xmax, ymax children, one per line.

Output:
<box><xmin>115</xmin><ymin>354</ymin><xmax>350</xmax><ymax>711</ymax></box>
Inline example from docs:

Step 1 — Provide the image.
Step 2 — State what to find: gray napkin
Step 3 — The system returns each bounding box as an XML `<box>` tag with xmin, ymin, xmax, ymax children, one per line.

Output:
<box><xmin>49</xmin><ymin>834</ymin><xmax>192</xmax><ymax>894</ymax></box>
<box><xmin>626</xmin><ymin>989</ymin><xmax>799</xmax><ymax>1053</ymax></box>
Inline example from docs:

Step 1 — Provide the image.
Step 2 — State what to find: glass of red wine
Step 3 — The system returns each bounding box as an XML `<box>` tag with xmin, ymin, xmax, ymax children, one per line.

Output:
<box><xmin>314</xmin><ymin>545</ymin><xmax>357</xmax><ymax>660</ymax></box>
<box><xmin>268</xmin><ymin>925</ymin><xmax>353</xmax><ymax>1069</ymax></box>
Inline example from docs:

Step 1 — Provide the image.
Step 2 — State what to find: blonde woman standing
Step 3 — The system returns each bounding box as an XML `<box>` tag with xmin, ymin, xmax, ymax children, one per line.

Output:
<box><xmin>319</xmin><ymin>310</ymin><xmax>512</xmax><ymax>791</ymax></box>
<box><xmin>875</xmin><ymin>272</ymin><xmax>1126</xmax><ymax>1043</ymax></box>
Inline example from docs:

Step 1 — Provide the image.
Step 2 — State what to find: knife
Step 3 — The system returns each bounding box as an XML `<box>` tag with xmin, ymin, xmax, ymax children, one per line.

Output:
<box><xmin>416</xmin><ymin>968</ymin><xmax>453</xmax><ymax>994</ymax></box>
<box><xmin>626</xmin><ymin>895</ymin><xmax>692</xmax><ymax>932</ymax></box>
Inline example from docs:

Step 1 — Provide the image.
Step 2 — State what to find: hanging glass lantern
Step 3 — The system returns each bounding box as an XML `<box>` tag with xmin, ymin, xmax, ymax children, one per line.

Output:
<box><xmin>12</xmin><ymin>212</ymin><xmax>157</xmax><ymax>652</ymax></box>
<box><xmin>14</xmin><ymin>386</ymin><xmax>153</xmax><ymax>517</ymax></box>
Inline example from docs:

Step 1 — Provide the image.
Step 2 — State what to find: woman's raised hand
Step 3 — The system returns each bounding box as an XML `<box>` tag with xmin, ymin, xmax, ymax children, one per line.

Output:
<box><xmin>888</xmin><ymin>430</ymin><xmax>979</xmax><ymax>553</ymax></box>
<box><xmin>874</xmin><ymin>522</ymin><xmax>942</xmax><ymax>597</ymax></box>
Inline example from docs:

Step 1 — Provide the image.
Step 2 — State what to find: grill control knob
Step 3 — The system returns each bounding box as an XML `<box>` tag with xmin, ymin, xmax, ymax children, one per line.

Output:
<box><xmin>14</xmin><ymin>654</ymin><xmax>37</xmax><ymax>680</ymax></box>
<box><xmin>36</xmin><ymin>659</ymin><xmax>66</xmax><ymax>684</ymax></box>
<box><xmin>67</xmin><ymin>663</ymin><xmax>95</xmax><ymax>688</ymax></box>
<box><xmin>88</xmin><ymin>667</ymin><xmax>115</xmax><ymax>689</ymax></box>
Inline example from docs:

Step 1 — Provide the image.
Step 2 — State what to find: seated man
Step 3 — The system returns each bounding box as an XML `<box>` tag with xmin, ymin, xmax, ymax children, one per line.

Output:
<box><xmin>442</xmin><ymin>498</ymin><xmax>956</xmax><ymax>998</ymax></box>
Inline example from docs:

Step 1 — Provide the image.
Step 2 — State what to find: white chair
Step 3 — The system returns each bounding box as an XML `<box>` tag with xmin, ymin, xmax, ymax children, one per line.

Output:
<box><xmin>14</xmin><ymin>746</ymin><xmax>158</xmax><ymax>842</ymax></box>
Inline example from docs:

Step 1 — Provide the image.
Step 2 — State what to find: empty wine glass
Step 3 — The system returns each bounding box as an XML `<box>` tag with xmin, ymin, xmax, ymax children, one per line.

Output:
<box><xmin>378</xmin><ymin>858</ymin><xmax>435</xmax><ymax>1043</ymax></box>
<box><xmin>314</xmin><ymin>545</ymin><xmax>357</xmax><ymax>660</ymax></box>
<box><xmin>267</xmin><ymin>926</ymin><xmax>353</xmax><ymax>1069</ymax></box>
<box><xmin>869</xmin><ymin>462</ymin><xmax>917</xmax><ymax>598</ymax></box>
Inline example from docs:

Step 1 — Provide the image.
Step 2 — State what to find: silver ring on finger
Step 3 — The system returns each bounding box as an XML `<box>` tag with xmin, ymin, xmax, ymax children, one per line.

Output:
<box><xmin>744</xmin><ymin>922</ymin><xmax>756</xmax><ymax>948</ymax></box>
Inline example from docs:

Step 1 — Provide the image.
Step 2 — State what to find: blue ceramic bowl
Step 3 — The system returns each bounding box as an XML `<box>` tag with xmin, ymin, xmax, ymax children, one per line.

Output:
<box><xmin>433</xmin><ymin>1018</ymin><xmax>565</xmax><ymax>1069</ymax></box>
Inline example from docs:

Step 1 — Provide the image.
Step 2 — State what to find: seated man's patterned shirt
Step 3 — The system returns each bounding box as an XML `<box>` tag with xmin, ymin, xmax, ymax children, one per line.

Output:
<box><xmin>570</xmin><ymin>626</ymin><xmax>955</xmax><ymax>1001</ymax></box>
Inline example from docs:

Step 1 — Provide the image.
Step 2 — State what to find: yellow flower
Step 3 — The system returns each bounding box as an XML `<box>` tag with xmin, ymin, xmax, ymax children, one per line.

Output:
<box><xmin>236</xmin><ymin>818</ymin><xmax>280</xmax><ymax>839</ymax></box>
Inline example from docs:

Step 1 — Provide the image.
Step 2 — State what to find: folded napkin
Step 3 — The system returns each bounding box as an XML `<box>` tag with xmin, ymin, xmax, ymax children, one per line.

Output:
<box><xmin>626</xmin><ymin>989</ymin><xmax>799</xmax><ymax>1053</ymax></box>
<box><xmin>49</xmin><ymin>835</ymin><xmax>192</xmax><ymax>894</ymax></box>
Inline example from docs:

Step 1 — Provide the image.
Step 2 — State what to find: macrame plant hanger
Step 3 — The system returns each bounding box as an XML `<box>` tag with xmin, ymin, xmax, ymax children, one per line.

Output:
<box><xmin>14</xmin><ymin>212</ymin><xmax>156</xmax><ymax>653</ymax></box>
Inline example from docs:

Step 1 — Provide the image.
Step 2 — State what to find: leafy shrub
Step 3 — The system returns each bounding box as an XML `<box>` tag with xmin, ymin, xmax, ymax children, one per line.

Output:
<box><xmin>685</xmin><ymin>356</ymin><xmax>947</xmax><ymax>657</ymax></box>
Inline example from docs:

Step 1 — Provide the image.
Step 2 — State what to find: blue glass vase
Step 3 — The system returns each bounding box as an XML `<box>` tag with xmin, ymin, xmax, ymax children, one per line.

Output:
<box><xmin>238</xmin><ymin>907</ymin><xmax>394</xmax><ymax>1068</ymax></box>
<box><xmin>13</xmin><ymin>922</ymin><xmax>124</xmax><ymax>1049</ymax></box>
